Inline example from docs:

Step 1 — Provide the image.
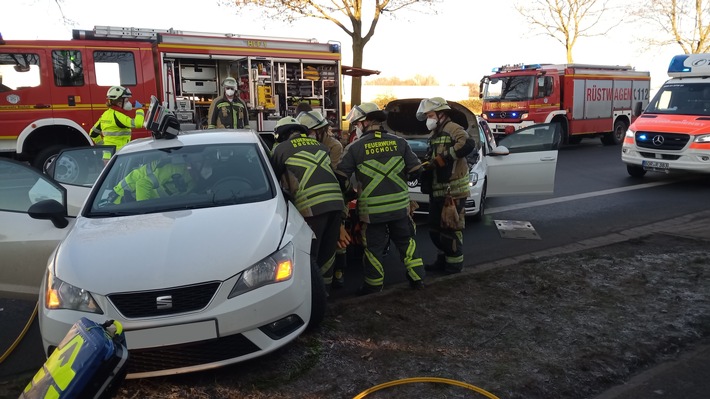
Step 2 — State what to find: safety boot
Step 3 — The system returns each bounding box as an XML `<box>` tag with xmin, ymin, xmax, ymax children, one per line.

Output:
<box><xmin>332</xmin><ymin>268</ymin><xmax>345</xmax><ymax>289</ymax></box>
<box><xmin>424</xmin><ymin>253</ymin><xmax>445</xmax><ymax>272</ymax></box>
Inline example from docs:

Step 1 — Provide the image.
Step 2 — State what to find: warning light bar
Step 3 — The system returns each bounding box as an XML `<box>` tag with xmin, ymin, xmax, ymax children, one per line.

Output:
<box><xmin>668</xmin><ymin>54</ymin><xmax>710</xmax><ymax>78</ymax></box>
<box><xmin>491</xmin><ymin>63</ymin><xmax>543</xmax><ymax>73</ymax></box>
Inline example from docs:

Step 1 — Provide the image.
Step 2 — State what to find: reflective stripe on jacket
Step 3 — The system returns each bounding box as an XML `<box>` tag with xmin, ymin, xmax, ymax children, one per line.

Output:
<box><xmin>337</xmin><ymin>127</ymin><xmax>421</xmax><ymax>224</ymax></box>
<box><xmin>90</xmin><ymin>106</ymin><xmax>145</xmax><ymax>149</ymax></box>
<box><xmin>113</xmin><ymin>160</ymin><xmax>194</xmax><ymax>202</ymax></box>
<box><xmin>207</xmin><ymin>95</ymin><xmax>249</xmax><ymax>129</ymax></box>
<box><xmin>430</xmin><ymin>120</ymin><xmax>472</xmax><ymax>198</ymax></box>
<box><xmin>271</xmin><ymin>134</ymin><xmax>344</xmax><ymax>218</ymax></box>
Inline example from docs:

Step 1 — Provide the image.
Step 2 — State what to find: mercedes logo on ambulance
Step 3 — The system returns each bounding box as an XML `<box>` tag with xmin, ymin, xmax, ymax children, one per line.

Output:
<box><xmin>652</xmin><ymin>135</ymin><xmax>665</xmax><ymax>146</ymax></box>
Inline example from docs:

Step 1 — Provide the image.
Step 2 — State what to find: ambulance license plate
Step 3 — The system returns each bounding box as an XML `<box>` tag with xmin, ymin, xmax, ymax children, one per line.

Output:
<box><xmin>642</xmin><ymin>160</ymin><xmax>670</xmax><ymax>171</ymax></box>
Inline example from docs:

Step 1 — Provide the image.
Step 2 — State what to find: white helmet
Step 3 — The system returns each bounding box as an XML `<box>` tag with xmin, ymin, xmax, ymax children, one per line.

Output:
<box><xmin>297</xmin><ymin>110</ymin><xmax>329</xmax><ymax>130</ymax></box>
<box><xmin>274</xmin><ymin>116</ymin><xmax>307</xmax><ymax>142</ymax></box>
<box><xmin>416</xmin><ymin>97</ymin><xmax>451</xmax><ymax>121</ymax></box>
<box><xmin>107</xmin><ymin>85</ymin><xmax>132</xmax><ymax>101</ymax></box>
<box><xmin>345</xmin><ymin>102</ymin><xmax>387</xmax><ymax>124</ymax></box>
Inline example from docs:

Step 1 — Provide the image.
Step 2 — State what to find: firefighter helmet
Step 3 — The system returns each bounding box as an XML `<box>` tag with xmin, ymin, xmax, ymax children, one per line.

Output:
<box><xmin>416</xmin><ymin>97</ymin><xmax>451</xmax><ymax>121</ymax></box>
<box><xmin>222</xmin><ymin>77</ymin><xmax>238</xmax><ymax>88</ymax></box>
<box><xmin>297</xmin><ymin>110</ymin><xmax>329</xmax><ymax>130</ymax></box>
<box><xmin>274</xmin><ymin>116</ymin><xmax>307</xmax><ymax>142</ymax></box>
<box><xmin>106</xmin><ymin>86</ymin><xmax>132</xmax><ymax>101</ymax></box>
<box><xmin>345</xmin><ymin>102</ymin><xmax>387</xmax><ymax>124</ymax></box>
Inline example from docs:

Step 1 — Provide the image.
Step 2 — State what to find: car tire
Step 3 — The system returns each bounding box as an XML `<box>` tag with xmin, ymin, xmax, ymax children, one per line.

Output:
<box><xmin>33</xmin><ymin>144</ymin><xmax>70</xmax><ymax>172</ymax></box>
<box><xmin>627</xmin><ymin>164</ymin><xmax>646</xmax><ymax>178</ymax></box>
<box><xmin>307</xmin><ymin>260</ymin><xmax>327</xmax><ymax>330</ymax></box>
<box><xmin>471</xmin><ymin>183</ymin><xmax>487</xmax><ymax>222</ymax></box>
<box><xmin>602</xmin><ymin>120</ymin><xmax>628</xmax><ymax>146</ymax></box>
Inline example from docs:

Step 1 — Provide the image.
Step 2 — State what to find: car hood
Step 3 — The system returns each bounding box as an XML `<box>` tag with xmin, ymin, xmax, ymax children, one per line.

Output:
<box><xmin>384</xmin><ymin>98</ymin><xmax>476</xmax><ymax>138</ymax></box>
<box><xmin>53</xmin><ymin>198</ymin><xmax>288</xmax><ymax>294</ymax></box>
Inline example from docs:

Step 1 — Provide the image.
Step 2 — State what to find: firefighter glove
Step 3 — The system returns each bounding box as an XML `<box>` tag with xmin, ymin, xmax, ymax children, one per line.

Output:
<box><xmin>337</xmin><ymin>224</ymin><xmax>352</xmax><ymax>249</ymax></box>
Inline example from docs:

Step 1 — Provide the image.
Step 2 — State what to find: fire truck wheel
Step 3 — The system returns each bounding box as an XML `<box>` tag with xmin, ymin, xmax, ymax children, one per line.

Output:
<box><xmin>602</xmin><ymin>120</ymin><xmax>628</xmax><ymax>146</ymax></box>
<box><xmin>33</xmin><ymin>144</ymin><xmax>70</xmax><ymax>172</ymax></box>
<box><xmin>627</xmin><ymin>164</ymin><xmax>647</xmax><ymax>178</ymax></box>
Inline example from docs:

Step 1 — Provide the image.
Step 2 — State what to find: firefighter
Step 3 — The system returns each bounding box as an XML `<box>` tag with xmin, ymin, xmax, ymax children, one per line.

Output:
<box><xmin>336</xmin><ymin>102</ymin><xmax>425</xmax><ymax>295</ymax></box>
<box><xmin>297</xmin><ymin>109</ymin><xmax>349</xmax><ymax>287</ymax></box>
<box><xmin>110</xmin><ymin>155</ymin><xmax>203</xmax><ymax>203</ymax></box>
<box><xmin>89</xmin><ymin>86</ymin><xmax>144</xmax><ymax>160</ymax></box>
<box><xmin>418</xmin><ymin>97</ymin><xmax>477</xmax><ymax>274</ymax></box>
<box><xmin>207</xmin><ymin>77</ymin><xmax>249</xmax><ymax>129</ymax></box>
<box><xmin>271</xmin><ymin>116</ymin><xmax>344</xmax><ymax>291</ymax></box>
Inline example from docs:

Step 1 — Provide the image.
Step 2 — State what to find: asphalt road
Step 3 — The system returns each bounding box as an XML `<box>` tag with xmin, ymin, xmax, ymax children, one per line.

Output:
<box><xmin>2</xmin><ymin>139</ymin><xmax>710</xmax><ymax>381</ymax></box>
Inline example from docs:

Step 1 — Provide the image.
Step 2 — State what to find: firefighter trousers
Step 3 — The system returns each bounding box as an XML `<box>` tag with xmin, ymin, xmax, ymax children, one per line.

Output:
<box><xmin>428</xmin><ymin>196</ymin><xmax>465</xmax><ymax>273</ymax></box>
<box><xmin>360</xmin><ymin>216</ymin><xmax>424</xmax><ymax>289</ymax></box>
<box><xmin>305</xmin><ymin>210</ymin><xmax>342</xmax><ymax>286</ymax></box>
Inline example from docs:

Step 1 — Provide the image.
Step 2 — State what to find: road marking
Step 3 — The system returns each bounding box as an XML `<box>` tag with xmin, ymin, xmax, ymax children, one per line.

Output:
<box><xmin>486</xmin><ymin>180</ymin><xmax>679</xmax><ymax>215</ymax></box>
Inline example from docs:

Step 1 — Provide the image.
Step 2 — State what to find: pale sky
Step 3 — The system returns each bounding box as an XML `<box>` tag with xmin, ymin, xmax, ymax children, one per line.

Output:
<box><xmin>4</xmin><ymin>0</ymin><xmax>680</xmax><ymax>94</ymax></box>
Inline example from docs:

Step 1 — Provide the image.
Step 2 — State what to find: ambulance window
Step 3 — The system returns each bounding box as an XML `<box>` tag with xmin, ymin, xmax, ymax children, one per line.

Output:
<box><xmin>0</xmin><ymin>53</ymin><xmax>40</xmax><ymax>92</ymax></box>
<box><xmin>93</xmin><ymin>51</ymin><xmax>136</xmax><ymax>87</ymax></box>
<box><xmin>52</xmin><ymin>50</ymin><xmax>84</xmax><ymax>87</ymax></box>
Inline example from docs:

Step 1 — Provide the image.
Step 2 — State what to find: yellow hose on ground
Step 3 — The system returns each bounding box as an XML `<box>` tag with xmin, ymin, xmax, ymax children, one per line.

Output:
<box><xmin>0</xmin><ymin>301</ymin><xmax>39</xmax><ymax>364</ymax></box>
<box><xmin>353</xmin><ymin>376</ymin><xmax>500</xmax><ymax>399</ymax></box>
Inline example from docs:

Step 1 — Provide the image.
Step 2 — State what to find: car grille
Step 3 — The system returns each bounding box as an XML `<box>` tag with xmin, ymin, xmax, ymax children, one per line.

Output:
<box><xmin>635</xmin><ymin>132</ymin><xmax>690</xmax><ymax>150</ymax></box>
<box><xmin>109</xmin><ymin>282</ymin><xmax>220</xmax><ymax>318</ymax></box>
<box><xmin>638</xmin><ymin>152</ymin><xmax>681</xmax><ymax>160</ymax></box>
<box><xmin>127</xmin><ymin>333</ymin><xmax>260</xmax><ymax>374</ymax></box>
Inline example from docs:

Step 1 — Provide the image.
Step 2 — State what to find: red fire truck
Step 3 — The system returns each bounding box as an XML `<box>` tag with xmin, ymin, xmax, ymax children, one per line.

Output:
<box><xmin>479</xmin><ymin>63</ymin><xmax>651</xmax><ymax>146</ymax></box>
<box><xmin>0</xmin><ymin>26</ymin><xmax>347</xmax><ymax>169</ymax></box>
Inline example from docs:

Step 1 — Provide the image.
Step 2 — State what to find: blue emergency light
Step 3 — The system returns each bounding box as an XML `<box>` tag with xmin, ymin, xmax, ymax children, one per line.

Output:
<box><xmin>668</xmin><ymin>55</ymin><xmax>691</xmax><ymax>74</ymax></box>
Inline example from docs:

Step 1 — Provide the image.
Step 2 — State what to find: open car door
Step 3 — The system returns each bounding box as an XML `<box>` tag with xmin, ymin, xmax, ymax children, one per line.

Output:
<box><xmin>485</xmin><ymin>123</ymin><xmax>560</xmax><ymax>196</ymax></box>
<box><xmin>0</xmin><ymin>147</ymin><xmax>110</xmax><ymax>298</ymax></box>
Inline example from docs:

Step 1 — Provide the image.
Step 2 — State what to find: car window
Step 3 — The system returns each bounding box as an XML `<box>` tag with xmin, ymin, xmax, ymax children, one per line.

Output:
<box><xmin>0</xmin><ymin>159</ymin><xmax>66</xmax><ymax>213</ymax></box>
<box><xmin>497</xmin><ymin>123</ymin><xmax>561</xmax><ymax>153</ymax></box>
<box><xmin>49</xmin><ymin>146</ymin><xmax>114</xmax><ymax>187</ymax></box>
<box><xmin>86</xmin><ymin>143</ymin><xmax>276</xmax><ymax>217</ymax></box>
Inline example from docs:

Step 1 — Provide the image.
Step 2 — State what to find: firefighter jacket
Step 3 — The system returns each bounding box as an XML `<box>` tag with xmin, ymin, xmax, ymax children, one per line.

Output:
<box><xmin>271</xmin><ymin>133</ymin><xmax>344</xmax><ymax>218</ymax></box>
<box><xmin>89</xmin><ymin>106</ymin><xmax>145</xmax><ymax>151</ymax></box>
<box><xmin>207</xmin><ymin>95</ymin><xmax>249</xmax><ymax>129</ymax></box>
<box><xmin>323</xmin><ymin>135</ymin><xmax>344</xmax><ymax>168</ymax></box>
<box><xmin>428</xmin><ymin>119</ymin><xmax>475</xmax><ymax>199</ymax></box>
<box><xmin>112</xmin><ymin>160</ymin><xmax>195</xmax><ymax>202</ymax></box>
<box><xmin>337</xmin><ymin>127</ymin><xmax>422</xmax><ymax>224</ymax></box>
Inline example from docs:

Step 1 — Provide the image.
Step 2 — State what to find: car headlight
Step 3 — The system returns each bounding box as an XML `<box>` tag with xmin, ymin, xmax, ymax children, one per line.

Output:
<box><xmin>45</xmin><ymin>272</ymin><xmax>102</xmax><ymax>313</ymax></box>
<box><xmin>469</xmin><ymin>171</ymin><xmax>479</xmax><ymax>187</ymax></box>
<box><xmin>229</xmin><ymin>242</ymin><xmax>294</xmax><ymax>298</ymax></box>
<box><xmin>520</xmin><ymin>113</ymin><xmax>529</xmax><ymax>120</ymax></box>
<box><xmin>694</xmin><ymin>134</ymin><xmax>710</xmax><ymax>143</ymax></box>
<box><xmin>625</xmin><ymin>128</ymin><xmax>635</xmax><ymax>138</ymax></box>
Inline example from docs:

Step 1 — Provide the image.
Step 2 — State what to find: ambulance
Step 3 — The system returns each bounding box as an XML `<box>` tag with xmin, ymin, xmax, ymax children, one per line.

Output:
<box><xmin>480</xmin><ymin>63</ymin><xmax>650</xmax><ymax>145</ymax></box>
<box><xmin>0</xmin><ymin>26</ymin><xmax>350</xmax><ymax>170</ymax></box>
<box><xmin>621</xmin><ymin>54</ymin><xmax>710</xmax><ymax>177</ymax></box>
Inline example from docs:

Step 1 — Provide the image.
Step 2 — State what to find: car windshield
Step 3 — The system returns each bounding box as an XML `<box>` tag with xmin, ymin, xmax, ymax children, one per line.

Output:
<box><xmin>87</xmin><ymin>143</ymin><xmax>275</xmax><ymax>217</ymax></box>
<box><xmin>644</xmin><ymin>82</ymin><xmax>710</xmax><ymax>116</ymax></box>
<box><xmin>484</xmin><ymin>75</ymin><xmax>535</xmax><ymax>101</ymax></box>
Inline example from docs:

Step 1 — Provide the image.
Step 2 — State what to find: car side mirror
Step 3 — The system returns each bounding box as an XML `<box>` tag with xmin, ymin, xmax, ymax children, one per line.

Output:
<box><xmin>633</xmin><ymin>101</ymin><xmax>644</xmax><ymax>117</ymax></box>
<box><xmin>489</xmin><ymin>145</ymin><xmax>510</xmax><ymax>156</ymax></box>
<box><xmin>28</xmin><ymin>199</ymin><xmax>69</xmax><ymax>228</ymax></box>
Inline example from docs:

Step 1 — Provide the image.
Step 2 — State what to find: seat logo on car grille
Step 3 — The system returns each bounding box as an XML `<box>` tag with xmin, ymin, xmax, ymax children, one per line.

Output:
<box><xmin>652</xmin><ymin>135</ymin><xmax>665</xmax><ymax>146</ymax></box>
<box><xmin>156</xmin><ymin>295</ymin><xmax>173</xmax><ymax>310</ymax></box>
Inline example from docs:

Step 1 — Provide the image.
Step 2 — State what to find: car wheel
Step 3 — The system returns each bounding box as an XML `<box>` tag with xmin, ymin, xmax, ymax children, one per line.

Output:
<box><xmin>307</xmin><ymin>260</ymin><xmax>327</xmax><ymax>330</ymax></box>
<box><xmin>33</xmin><ymin>145</ymin><xmax>70</xmax><ymax>172</ymax></box>
<box><xmin>52</xmin><ymin>153</ymin><xmax>83</xmax><ymax>184</ymax></box>
<box><xmin>627</xmin><ymin>164</ymin><xmax>646</xmax><ymax>178</ymax></box>
<box><xmin>471</xmin><ymin>183</ymin><xmax>487</xmax><ymax>222</ymax></box>
<box><xmin>602</xmin><ymin>120</ymin><xmax>628</xmax><ymax>146</ymax></box>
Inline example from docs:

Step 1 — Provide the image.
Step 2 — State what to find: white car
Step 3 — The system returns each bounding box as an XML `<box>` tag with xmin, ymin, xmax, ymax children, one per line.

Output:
<box><xmin>0</xmin><ymin>146</ymin><xmax>113</xmax><ymax>299</ymax></box>
<box><xmin>384</xmin><ymin>99</ymin><xmax>561</xmax><ymax>220</ymax></box>
<box><xmin>34</xmin><ymin>126</ymin><xmax>325</xmax><ymax>378</ymax></box>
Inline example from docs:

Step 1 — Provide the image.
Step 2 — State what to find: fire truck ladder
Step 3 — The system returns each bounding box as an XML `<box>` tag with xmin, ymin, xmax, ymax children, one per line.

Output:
<box><xmin>84</xmin><ymin>26</ymin><xmax>321</xmax><ymax>43</ymax></box>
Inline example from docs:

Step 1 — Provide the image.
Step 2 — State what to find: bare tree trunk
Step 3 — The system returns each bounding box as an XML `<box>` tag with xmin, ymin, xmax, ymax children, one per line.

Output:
<box><xmin>350</xmin><ymin>36</ymin><xmax>364</xmax><ymax>107</ymax></box>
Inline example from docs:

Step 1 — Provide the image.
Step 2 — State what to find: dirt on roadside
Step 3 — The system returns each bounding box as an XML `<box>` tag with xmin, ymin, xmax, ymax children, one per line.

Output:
<box><xmin>5</xmin><ymin>233</ymin><xmax>710</xmax><ymax>399</ymax></box>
